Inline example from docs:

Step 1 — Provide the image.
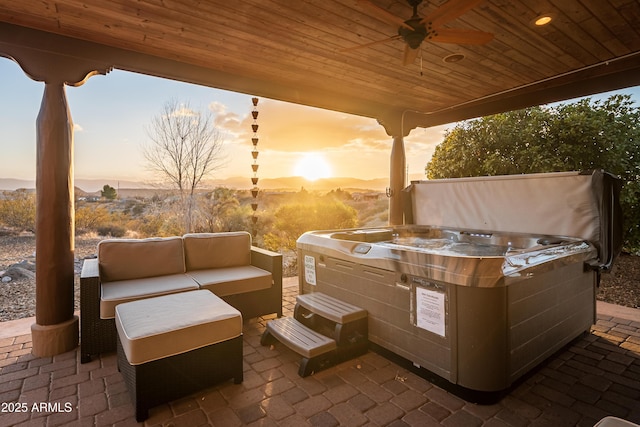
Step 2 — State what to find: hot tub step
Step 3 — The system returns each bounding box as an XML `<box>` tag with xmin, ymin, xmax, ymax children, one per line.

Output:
<box><xmin>294</xmin><ymin>292</ymin><xmax>368</xmax><ymax>350</ymax></box>
<box><xmin>261</xmin><ymin>317</ymin><xmax>336</xmax><ymax>377</ymax></box>
<box><xmin>295</xmin><ymin>292</ymin><xmax>367</xmax><ymax>324</ymax></box>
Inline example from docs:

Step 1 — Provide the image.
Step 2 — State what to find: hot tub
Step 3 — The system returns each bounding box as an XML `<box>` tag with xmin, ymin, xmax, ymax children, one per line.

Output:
<box><xmin>297</xmin><ymin>170</ymin><xmax>622</xmax><ymax>397</ymax></box>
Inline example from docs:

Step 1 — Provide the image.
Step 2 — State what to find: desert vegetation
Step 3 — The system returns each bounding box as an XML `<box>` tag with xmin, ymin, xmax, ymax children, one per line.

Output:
<box><xmin>1</xmin><ymin>185</ymin><xmax>388</xmax><ymax>274</ymax></box>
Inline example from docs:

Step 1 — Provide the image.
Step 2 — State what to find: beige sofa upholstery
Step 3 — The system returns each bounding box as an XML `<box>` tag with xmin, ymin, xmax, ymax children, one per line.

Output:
<box><xmin>99</xmin><ymin>236</ymin><xmax>199</xmax><ymax>319</ymax></box>
<box><xmin>99</xmin><ymin>236</ymin><xmax>186</xmax><ymax>282</ymax></box>
<box><xmin>80</xmin><ymin>231</ymin><xmax>283</xmax><ymax>363</ymax></box>
<box><xmin>184</xmin><ymin>232</ymin><xmax>272</xmax><ymax>297</ymax></box>
<box><xmin>183</xmin><ymin>232</ymin><xmax>250</xmax><ymax>269</ymax></box>
<box><xmin>101</xmin><ymin>274</ymin><xmax>200</xmax><ymax>319</ymax></box>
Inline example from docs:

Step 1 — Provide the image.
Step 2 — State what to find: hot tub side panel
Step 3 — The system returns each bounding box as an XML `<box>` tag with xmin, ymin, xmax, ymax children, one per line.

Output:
<box><xmin>454</xmin><ymin>261</ymin><xmax>596</xmax><ymax>391</ymax></box>
<box><xmin>298</xmin><ymin>249</ymin><xmax>456</xmax><ymax>383</ymax></box>
<box><xmin>455</xmin><ymin>285</ymin><xmax>509</xmax><ymax>391</ymax></box>
<box><xmin>506</xmin><ymin>262</ymin><xmax>596</xmax><ymax>383</ymax></box>
<box><xmin>298</xmin><ymin>246</ymin><xmax>597</xmax><ymax>393</ymax></box>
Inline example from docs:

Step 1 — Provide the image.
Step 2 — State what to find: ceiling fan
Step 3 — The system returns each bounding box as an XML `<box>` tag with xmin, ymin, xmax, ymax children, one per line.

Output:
<box><xmin>347</xmin><ymin>0</ymin><xmax>493</xmax><ymax>65</ymax></box>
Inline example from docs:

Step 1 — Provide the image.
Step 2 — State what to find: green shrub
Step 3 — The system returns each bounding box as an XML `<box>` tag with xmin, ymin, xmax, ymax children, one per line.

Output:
<box><xmin>269</xmin><ymin>200</ymin><xmax>358</xmax><ymax>251</ymax></box>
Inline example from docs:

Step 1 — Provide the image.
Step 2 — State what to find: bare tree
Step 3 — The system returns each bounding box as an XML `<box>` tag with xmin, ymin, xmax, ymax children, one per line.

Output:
<box><xmin>143</xmin><ymin>99</ymin><xmax>225</xmax><ymax>233</ymax></box>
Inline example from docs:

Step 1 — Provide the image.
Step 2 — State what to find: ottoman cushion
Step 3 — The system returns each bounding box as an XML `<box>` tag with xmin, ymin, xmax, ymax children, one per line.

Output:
<box><xmin>115</xmin><ymin>290</ymin><xmax>242</xmax><ymax>365</ymax></box>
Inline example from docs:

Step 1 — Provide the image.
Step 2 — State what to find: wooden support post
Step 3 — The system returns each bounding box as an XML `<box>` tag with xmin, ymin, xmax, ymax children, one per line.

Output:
<box><xmin>0</xmin><ymin>42</ymin><xmax>112</xmax><ymax>357</ymax></box>
<box><xmin>31</xmin><ymin>82</ymin><xmax>78</xmax><ymax>356</ymax></box>
<box><xmin>389</xmin><ymin>135</ymin><xmax>406</xmax><ymax>225</ymax></box>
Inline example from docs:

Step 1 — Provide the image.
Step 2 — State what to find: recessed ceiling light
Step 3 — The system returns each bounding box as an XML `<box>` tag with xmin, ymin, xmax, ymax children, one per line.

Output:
<box><xmin>443</xmin><ymin>53</ymin><xmax>465</xmax><ymax>63</ymax></box>
<box><xmin>532</xmin><ymin>14</ymin><xmax>553</xmax><ymax>26</ymax></box>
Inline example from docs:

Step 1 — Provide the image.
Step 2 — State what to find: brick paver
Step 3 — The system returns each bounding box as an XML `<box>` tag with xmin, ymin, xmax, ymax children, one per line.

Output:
<box><xmin>1</xmin><ymin>284</ymin><xmax>639</xmax><ymax>426</ymax></box>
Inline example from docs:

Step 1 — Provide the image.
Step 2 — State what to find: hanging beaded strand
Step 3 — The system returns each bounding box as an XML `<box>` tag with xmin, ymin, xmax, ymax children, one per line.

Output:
<box><xmin>250</xmin><ymin>97</ymin><xmax>259</xmax><ymax>237</ymax></box>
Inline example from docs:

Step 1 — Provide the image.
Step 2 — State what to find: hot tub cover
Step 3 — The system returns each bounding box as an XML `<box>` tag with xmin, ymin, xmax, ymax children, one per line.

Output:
<box><xmin>402</xmin><ymin>170</ymin><xmax>622</xmax><ymax>271</ymax></box>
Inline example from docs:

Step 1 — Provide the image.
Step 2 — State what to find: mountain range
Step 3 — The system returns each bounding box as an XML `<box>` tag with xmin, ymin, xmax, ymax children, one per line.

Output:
<box><xmin>0</xmin><ymin>175</ymin><xmax>426</xmax><ymax>193</ymax></box>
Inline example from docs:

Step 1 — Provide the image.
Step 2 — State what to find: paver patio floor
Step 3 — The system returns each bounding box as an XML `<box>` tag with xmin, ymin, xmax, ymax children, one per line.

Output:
<box><xmin>1</xmin><ymin>279</ymin><xmax>639</xmax><ymax>426</ymax></box>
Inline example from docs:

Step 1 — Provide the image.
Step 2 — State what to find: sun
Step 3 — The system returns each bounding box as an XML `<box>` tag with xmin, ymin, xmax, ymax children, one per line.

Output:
<box><xmin>293</xmin><ymin>153</ymin><xmax>332</xmax><ymax>181</ymax></box>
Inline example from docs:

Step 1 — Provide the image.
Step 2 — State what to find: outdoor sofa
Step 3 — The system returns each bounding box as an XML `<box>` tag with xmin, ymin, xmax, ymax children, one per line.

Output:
<box><xmin>80</xmin><ymin>231</ymin><xmax>282</xmax><ymax>363</ymax></box>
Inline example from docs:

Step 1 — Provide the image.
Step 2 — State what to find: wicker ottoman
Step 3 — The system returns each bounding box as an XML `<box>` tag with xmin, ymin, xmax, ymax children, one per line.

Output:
<box><xmin>115</xmin><ymin>290</ymin><xmax>243</xmax><ymax>421</ymax></box>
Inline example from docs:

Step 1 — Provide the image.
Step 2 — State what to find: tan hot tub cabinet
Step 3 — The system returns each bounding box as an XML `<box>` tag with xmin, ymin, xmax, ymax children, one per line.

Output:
<box><xmin>297</xmin><ymin>170</ymin><xmax>622</xmax><ymax>401</ymax></box>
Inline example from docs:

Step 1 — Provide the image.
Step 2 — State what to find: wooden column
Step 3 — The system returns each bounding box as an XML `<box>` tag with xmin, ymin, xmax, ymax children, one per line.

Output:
<box><xmin>375</xmin><ymin>111</ymin><xmax>411</xmax><ymax>227</ymax></box>
<box><xmin>0</xmin><ymin>46</ymin><xmax>111</xmax><ymax>356</ymax></box>
<box><xmin>30</xmin><ymin>82</ymin><xmax>77</xmax><ymax>355</ymax></box>
<box><xmin>389</xmin><ymin>135</ymin><xmax>406</xmax><ymax>225</ymax></box>
<box><xmin>29</xmin><ymin>83</ymin><xmax>78</xmax><ymax>356</ymax></box>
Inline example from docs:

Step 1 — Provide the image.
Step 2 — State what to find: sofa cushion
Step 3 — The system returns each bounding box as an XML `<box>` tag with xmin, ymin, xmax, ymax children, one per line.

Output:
<box><xmin>188</xmin><ymin>266</ymin><xmax>272</xmax><ymax>297</ymax></box>
<box><xmin>183</xmin><ymin>232</ymin><xmax>251</xmax><ymax>270</ymax></box>
<box><xmin>98</xmin><ymin>236</ymin><xmax>185</xmax><ymax>282</ymax></box>
<box><xmin>115</xmin><ymin>290</ymin><xmax>242</xmax><ymax>365</ymax></box>
<box><xmin>100</xmin><ymin>273</ymin><xmax>199</xmax><ymax>319</ymax></box>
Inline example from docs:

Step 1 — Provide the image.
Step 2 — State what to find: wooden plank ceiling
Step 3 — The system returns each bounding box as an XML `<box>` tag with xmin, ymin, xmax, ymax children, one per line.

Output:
<box><xmin>1</xmin><ymin>0</ymin><xmax>639</xmax><ymax>135</ymax></box>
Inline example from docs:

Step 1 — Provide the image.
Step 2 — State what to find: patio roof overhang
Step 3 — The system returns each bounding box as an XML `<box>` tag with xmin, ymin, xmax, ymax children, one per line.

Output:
<box><xmin>1</xmin><ymin>0</ymin><xmax>640</xmax><ymax>136</ymax></box>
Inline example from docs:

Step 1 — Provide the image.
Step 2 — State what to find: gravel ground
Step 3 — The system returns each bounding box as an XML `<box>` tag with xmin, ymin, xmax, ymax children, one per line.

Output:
<box><xmin>0</xmin><ymin>233</ymin><xmax>638</xmax><ymax>322</ymax></box>
<box><xmin>595</xmin><ymin>252</ymin><xmax>640</xmax><ymax>309</ymax></box>
<box><xmin>0</xmin><ymin>234</ymin><xmax>102</xmax><ymax>322</ymax></box>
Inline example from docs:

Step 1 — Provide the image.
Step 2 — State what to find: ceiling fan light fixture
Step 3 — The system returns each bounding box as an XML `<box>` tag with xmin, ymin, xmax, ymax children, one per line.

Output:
<box><xmin>532</xmin><ymin>14</ymin><xmax>553</xmax><ymax>27</ymax></box>
<box><xmin>443</xmin><ymin>53</ymin><xmax>465</xmax><ymax>63</ymax></box>
<box><xmin>352</xmin><ymin>0</ymin><xmax>494</xmax><ymax>66</ymax></box>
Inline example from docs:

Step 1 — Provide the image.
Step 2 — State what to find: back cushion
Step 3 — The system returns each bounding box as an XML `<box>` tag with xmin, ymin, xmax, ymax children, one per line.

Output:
<box><xmin>183</xmin><ymin>232</ymin><xmax>251</xmax><ymax>271</ymax></box>
<box><xmin>98</xmin><ymin>236</ymin><xmax>185</xmax><ymax>282</ymax></box>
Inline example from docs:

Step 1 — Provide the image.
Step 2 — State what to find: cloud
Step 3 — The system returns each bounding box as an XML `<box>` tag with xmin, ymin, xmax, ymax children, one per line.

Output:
<box><xmin>209</xmin><ymin>101</ymin><xmax>242</xmax><ymax>134</ymax></box>
<box><xmin>170</xmin><ymin>106</ymin><xmax>199</xmax><ymax>117</ymax></box>
<box><xmin>216</xmin><ymin>97</ymin><xmax>452</xmax><ymax>179</ymax></box>
<box><xmin>73</xmin><ymin>123</ymin><xmax>84</xmax><ymax>132</ymax></box>
<box><xmin>225</xmin><ymin>99</ymin><xmax>391</xmax><ymax>153</ymax></box>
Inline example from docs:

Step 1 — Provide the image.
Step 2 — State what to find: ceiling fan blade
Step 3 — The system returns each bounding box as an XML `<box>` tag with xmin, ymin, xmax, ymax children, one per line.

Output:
<box><xmin>420</xmin><ymin>0</ymin><xmax>486</xmax><ymax>28</ymax></box>
<box><xmin>357</xmin><ymin>0</ymin><xmax>413</xmax><ymax>31</ymax></box>
<box><xmin>403</xmin><ymin>44</ymin><xmax>420</xmax><ymax>65</ymax></box>
<box><xmin>340</xmin><ymin>35</ymin><xmax>402</xmax><ymax>52</ymax></box>
<box><xmin>431</xmin><ymin>28</ymin><xmax>493</xmax><ymax>45</ymax></box>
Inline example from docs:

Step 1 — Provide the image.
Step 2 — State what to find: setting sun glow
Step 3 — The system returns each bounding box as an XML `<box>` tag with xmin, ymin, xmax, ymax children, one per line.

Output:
<box><xmin>293</xmin><ymin>153</ymin><xmax>332</xmax><ymax>181</ymax></box>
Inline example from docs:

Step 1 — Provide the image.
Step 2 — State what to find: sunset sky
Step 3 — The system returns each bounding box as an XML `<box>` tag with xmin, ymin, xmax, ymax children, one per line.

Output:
<box><xmin>1</xmin><ymin>59</ymin><xmax>638</xmax><ymax>184</ymax></box>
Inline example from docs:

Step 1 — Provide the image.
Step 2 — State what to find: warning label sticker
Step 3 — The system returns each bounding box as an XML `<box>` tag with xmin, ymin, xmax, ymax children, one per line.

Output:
<box><xmin>415</xmin><ymin>287</ymin><xmax>446</xmax><ymax>337</ymax></box>
<box><xmin>304</xmin><ymin>255</ymin><xmax>316</xmax><ymax>286</ymax></box>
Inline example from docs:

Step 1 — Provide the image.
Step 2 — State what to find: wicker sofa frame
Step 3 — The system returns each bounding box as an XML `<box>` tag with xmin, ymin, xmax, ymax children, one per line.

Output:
<box><xmin>80</xmin><ymin>244</ymin><xmax>282</xmax><ymax>363</ymax></box>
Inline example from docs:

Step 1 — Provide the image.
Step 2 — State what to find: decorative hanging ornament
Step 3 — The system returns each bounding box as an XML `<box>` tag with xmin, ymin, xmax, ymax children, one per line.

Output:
<box><xmin>250</xmin><ymin>97</ymin><xmax>260</xmax><ymax>236</ymax></box>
